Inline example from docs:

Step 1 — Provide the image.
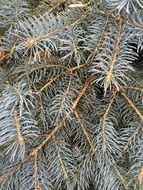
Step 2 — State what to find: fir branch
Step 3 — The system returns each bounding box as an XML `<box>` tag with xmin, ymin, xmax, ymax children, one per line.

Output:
<box><xmin>121</xmin><ymin>92</ymin><xmax>143</xmax><ymax>122</ymax></box>
<box><xmin>0</xmin><ymin>75</ymin><xmax>92</xmax><ymax>182</ymax></box>
<box><xmin>13</xmin><ymin>110</ymin><xmax>24</xmax><ymax>144</ymax></box>
<box><xmin>139</xmin><ymin>166</ymin><xmax>143</xmax><ymax>184</ymax></box>
<box><xmin>52</xmin><ymin>136</ymin><xmax>68</xmax><ymax>180</ymax></box>
<box><xmin>34</xmin><ymin>152</ymin><xmax>42</xmax><ymax>190</ymax></box>
<box><xmin>74</xmin><ymin>110</ymin><xmax>95</xmax><ymax>153</ymax></box>
<box><xmin>0</xmin><ymin>0</ymin><xmax>143</xmax><ymax>189</ymax></box>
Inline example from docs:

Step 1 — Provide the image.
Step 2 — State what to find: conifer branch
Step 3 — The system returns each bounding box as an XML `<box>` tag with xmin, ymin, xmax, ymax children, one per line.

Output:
<box><xmin>100</xmin><ymin>90</ymin><xmax>117</xmax><ymax>153</ymax></box>
<box><xmin>88</xmin><ymin>16</ymin><xmax>109</xmax><ymax>61</ymax></box>
<box><xmin>72</xmin><ymin>77</ymin><xmax>93</xmax><ymax>110</ymax></box>
<box><xmin>13</xmin><ymin>110</ymin><xmax>24</xmax><ymax>144</ymax></box>
<box><xmin>0</xmin><ymin>1</ymin><xmax>143</xmax><ymax>189</ymax></box>
<box><xmin>123</xmin><ymin>123</ymin><xmax>140</xmax><ymax>151</ymax></box>
<box><xmin>74</xmin><ymin>110</ymin><xmax>95</xmax><ymax>153</ymax></box>
<box><xmin>0</xmin><ymin>75</ymin><xmax>92</xmax><ymax>182</ymax></box>
<box><xmin>34</xmin><ymin>152</ymin><xmax>42</xmax><ymax>190</ymax></box>
<box><xmin>52</xmin><ymin>136</ymin><xmax>68</xmax><ymax>180</ymax></box>
<box><xmin>139</xmin><ymin>166</ymin><xmax>143</xmax><ymax>184</ymax></box>
<box><xmin>121</xmin><ymin>92</ymin><xmax>143</xmax><ymax>122</ymax></box>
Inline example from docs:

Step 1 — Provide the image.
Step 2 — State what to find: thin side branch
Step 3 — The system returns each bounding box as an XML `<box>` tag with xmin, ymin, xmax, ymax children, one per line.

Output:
<box><xmin>122</xmin><ymin>92</ymin><xmax>143</xmax><ymax>122</ymax></box>
<box><xmin>52</xmin><ymin>136</ymin><xmax>68</xmax><ymax>179</ymax></box>
<box><xmin>14</xmin><ymin>110</ymin><xmax>24</xmax><ymax>144</ymax></box>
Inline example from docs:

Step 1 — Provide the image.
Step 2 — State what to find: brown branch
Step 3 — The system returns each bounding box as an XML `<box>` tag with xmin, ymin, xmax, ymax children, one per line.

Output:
<box><xmin>106</xmin><ymin>155</ymin><xmax>126</xmax><ymax>186</ymax></box>
<box><xmin>52</xmin><ymin>136</ymin><xmax>68</xmax><ymax>179</ymax></box>
<box><xmin>36</xmin><ymin>64</ymin><xmax>89</xmax><ymax>93</ymax></box>
<box><xmin>96</xmin><ymin>8</ymin><xmax>123</xmax><ymax>22</ymax></box>
<box><xmin>121</xmin><ymin>92</ymin><xmax>143</xmax><ymax>122</ymax></box>
<box><xmin>31</xmin><ymin>77</ymin><xmax>92</xmax><ymax>156</ymax></box>
<box><xmin>121</xmin><ymin>82</ymin><xmax>143</xmax><ymax>150</ymax></box>
<box><xmin>13</xmin><ymin>110</ymin><xmax>24</xmax><ymax>144</ymax></box>
<box><xmin>72</xmin><ymin>77</ymin><xmax>93</xmax><ymax>110</ymax></box>
<box><xmin>89</xmin><ymin>16</ymin><xmax>109</xmax><ymax>60</ymax></box>
<box><xmin>34</xmin><ymin>153</ymin><xmax>42</xmax><ymax>190</ymax></box>
<box><xmin>139</xmin><ymin>166</ymin><xmax>143</xmax><ymax>184</ymax></box>
<box><xmin>58</xmin><ymin>74</ymin><xmax>72</xmax><ymax>115</ymax></box>
<box><xmin>38</xmin><ymin>74</ymin><xmax>61</xmax><ymax>93</ymax></box>
<box><xmin>127</xmin><ymin>19</ymin><xmax>143</xmax><ymax>30</ymax></box>
<box><xmin>100</xmin><ymin>90</ymin><xmax>117</xmax><ymax>153</ymax></box>
<box><xmin>74</xmin><ymin>110</ymin><xmax>95</xmax><ymax>153</ymax></box>
<box><xmin>0</xmin><ymin>76</ymin><xmax>93</xmax><ymax>181</ymax></box>
<box><xmin>123</xmin><ymin>86</ymin><xmax>143</xmax><ymax>93</ymax></box>
<box><xmin>123</xmin><ymin>123</ymin><xmax>141</xmax><ymax>152</ymax></box>
<box><xmin>0</xmin><ymin>116</ymin><xmax>66</xmax><ymax>182</ymax></box>
<box><xmin>28</xmin><ymin>64</ymin><xmax>67</xmax><ymax>73</ymax></box>
<box><xmin>106</xmin><ymin>18</ymin><xmax>123</xmax><ymax>84</ymax></box>
<box><xmin>0</xmin><ymin>48</ymin><xmax>5</xmax><ymax>64</ymax></box>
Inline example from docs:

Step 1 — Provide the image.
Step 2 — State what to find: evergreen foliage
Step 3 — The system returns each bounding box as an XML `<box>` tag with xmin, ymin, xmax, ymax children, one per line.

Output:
<box><xmin>0</xmin><ymin>0</ymin><xmax>143</xmax><ymax>189</ymax></box>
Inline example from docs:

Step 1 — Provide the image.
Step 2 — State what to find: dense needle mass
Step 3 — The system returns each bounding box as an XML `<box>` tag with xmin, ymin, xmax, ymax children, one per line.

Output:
<box><xmin>0</xmin><ymin>0</ymin><xmax>143</xmax><ymax>190</ymax></box>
